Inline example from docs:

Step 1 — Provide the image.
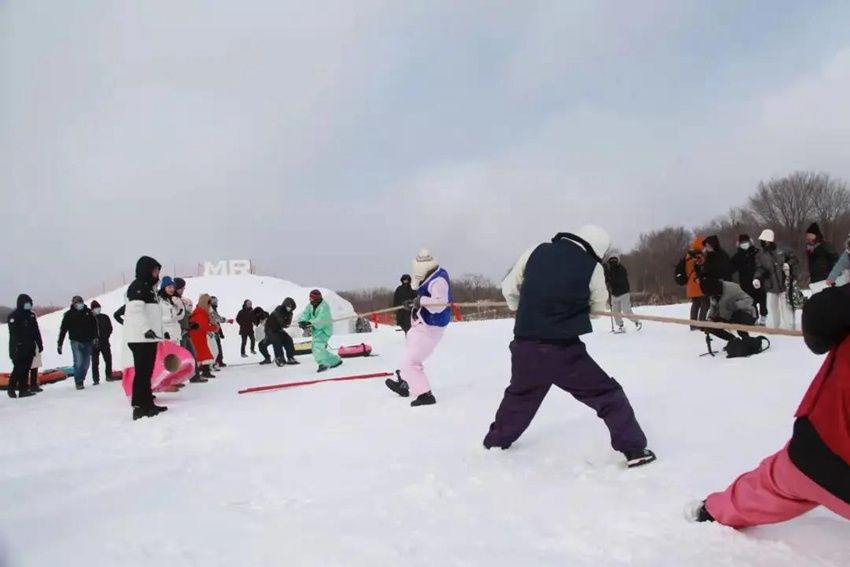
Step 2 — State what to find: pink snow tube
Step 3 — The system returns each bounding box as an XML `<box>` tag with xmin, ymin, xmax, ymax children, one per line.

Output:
<box><xmin>122</xmin><ymin>341</ymin><xmax>195</xmax><ymax>399</ymax></box>
<box><xmin>337</xmin><ymin>343</ymin><xmax>373</xmax><ymax>358</ymax></box>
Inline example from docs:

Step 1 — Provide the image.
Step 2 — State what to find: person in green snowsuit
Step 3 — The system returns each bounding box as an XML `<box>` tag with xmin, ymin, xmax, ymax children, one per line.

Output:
<box><xmin>298</xmin><ymin>289</ymin><xmax>343</xmax><ymax>373</ymax></box>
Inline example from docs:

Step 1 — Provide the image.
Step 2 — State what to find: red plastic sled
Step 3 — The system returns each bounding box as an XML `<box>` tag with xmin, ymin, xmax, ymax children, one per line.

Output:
<box><xmin>337</xmin><ymin>343</ymin><xmax>373</xmax><ymax>358</ymax></box>
<box><xmin>122</xmin><ymin>341</ymin><xmax>195</xmax><ymax>398</ymax></box>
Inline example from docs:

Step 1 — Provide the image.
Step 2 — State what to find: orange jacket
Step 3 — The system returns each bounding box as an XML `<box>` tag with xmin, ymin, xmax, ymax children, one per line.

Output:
<box><xmin>686</xmin><ymin>237</ymin><xmax>705</xmax><ymax>299</ymax></box>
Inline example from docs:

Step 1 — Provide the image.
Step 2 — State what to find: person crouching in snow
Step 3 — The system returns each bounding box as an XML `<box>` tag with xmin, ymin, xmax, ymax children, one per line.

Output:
<box><xmin>482</xmin><ymin>226</ymin><xmax>656</xmax><ymax>468</ymax></box>
<box><xmin>124</xmin><ymin>256</ymin><xmax>168</xmax><ymax>420</ymax></box>
<box><xmin>689</xmin><ymin>286</ymin><xmax>850</xmax><ymax>525</ymax></box>
<box><xmin>700</xmin><ymin>278</ymin><xmax>758</xmax><ymax>342</ymax></box>
<box><xmin>298</xmin><ymin>290</ymin><xmax>342</xmax><ymax>373</ymax></box>
<box><xmin>189</xmin><ymin>294</ymin><xmax>218</xmax><ymax>380</ymax></box>
<box><xmin>267</xmin><ymin>298</ymin><xmax>299</xmax><ymax>366</ymax></box>
<box><xmin>604</xmin><ymin>256</ymin><xmax>641</xmax><ymax>333</ymax></box>
<box><xmin>384</xmin><ymin>249</ymin><xmax>452</xmax><ymax>407</ymax></box>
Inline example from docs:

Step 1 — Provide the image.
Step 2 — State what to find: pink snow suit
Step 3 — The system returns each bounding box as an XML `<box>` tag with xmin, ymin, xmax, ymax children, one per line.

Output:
<box><xmin>706</xmin><ymin>287</ymin><xmax>850</xmax><ymax>527</ymax></box>
<box><xmin>401</xmin><ymin>271</ymin><xmax>450</xmax><ymax>398</ymax></box>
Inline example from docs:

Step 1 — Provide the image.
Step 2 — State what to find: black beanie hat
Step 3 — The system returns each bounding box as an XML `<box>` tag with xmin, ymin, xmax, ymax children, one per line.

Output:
<box><xmin>806</xmin><ymin>223</ymin><xmax>823</xmax><ymax>242</ymax></box>
<box><xmin>174</xmin><ymin>277</ymin><xmax>186</xmax><ymax>290</ymax></box>
<box><xmin>401</xmin><ymin>274</ymin><xmax>412</xmax><ymax>283</ymax></box>
<box><xmin>802</xmin><ymin>287</ymin><xmax>850</xmax><ymax>354</ymax></box>
<box><xmin>91</xmin><ymin>300</ymin><xmax>101</xmax><ymax>309</ymax></box>
<box><xmin>700</xmin><ymin>277</ymin><xmax>723</xmax><ymax>297</ymax></box>
<box><xmin>738</xmin><ymin>234</ymin><xmax>750</xmax><ymax>243</ymax></box>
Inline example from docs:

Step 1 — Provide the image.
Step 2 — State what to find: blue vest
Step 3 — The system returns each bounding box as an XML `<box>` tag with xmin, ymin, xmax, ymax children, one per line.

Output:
<box><xmin>514</xmin><ymin>239</ymin><xmax>598</xmax><ymax>340</ymax></box>
<box><xmin>418</xmin><ymin>267</ymin><xmax>452</xmax><ymax>327</ymax></box>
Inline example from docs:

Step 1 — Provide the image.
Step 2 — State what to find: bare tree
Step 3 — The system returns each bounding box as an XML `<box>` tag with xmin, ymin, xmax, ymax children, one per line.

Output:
<box><xmin>748</xmin><ymin>171</ymin><xmax>850</xmax><ymax>247</ymax></box>
<box><xmin>620</xmin><ymin>226</ymin><xmax>692</xmax><ymax>303</ymax></box>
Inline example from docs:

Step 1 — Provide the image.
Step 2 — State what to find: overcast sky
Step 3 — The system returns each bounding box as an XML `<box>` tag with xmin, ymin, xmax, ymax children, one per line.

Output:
<box><xmin>3</xmin><ymin>1</ymin><xmax>850</xmax><ymax>305</ymax></box>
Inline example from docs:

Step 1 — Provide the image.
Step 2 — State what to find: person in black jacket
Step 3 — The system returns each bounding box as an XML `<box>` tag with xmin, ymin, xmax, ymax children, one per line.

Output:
<box><xmin>264</xmin><ymin>298</ymin><xmax>299</xmax><ymax>366</ymax></box>
<box><xmin>58</xmin><ymin>295</ymin><xmax>98</xmax><ymax>390</ymax></box>
<box><xmin>700</xmin><ymin>235</ymin><xmax>734</xmax><ymax>282</ymax></box>
<box><xmin>392</xmin><ymin>274</ymin><xmax>417</xmax><ymax>335</ymax></box>
<box><xmin>731</xmin><ymin>234</ymin><xmax>767</xmax><ymax>324</ymax></box>
<box><xmin>236</xmin><ymin>300</ymin><xmax>256</xmax><ymax>357</ymax></box>
<box><xmin>89</xmin><ymin>300</ymin><xmax>116</xmax><ymax>384</ymax></box>
<box><xmin>6</xmin><ymin>294</ymin><xmax>42</xmax><ymax>398</ymax></box>
<box><xmin>604</xmin><ymin>257</ymin><xmax>641</xmax><ymax>333</ymax></box>
<box><xmin>805</xmin><ymin>223</ymin><xmax>837</xmax><ymax>289</ymax></box>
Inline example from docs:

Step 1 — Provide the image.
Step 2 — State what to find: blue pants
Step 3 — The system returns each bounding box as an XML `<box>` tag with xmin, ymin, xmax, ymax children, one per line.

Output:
<box><xmin>70</xmin><ymin>340</ymin><xmax>94</xmax><ymax>386</ymax></box>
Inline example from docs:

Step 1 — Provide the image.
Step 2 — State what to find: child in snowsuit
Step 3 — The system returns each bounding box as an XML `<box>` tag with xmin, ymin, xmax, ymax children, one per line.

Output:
<box><xmin>385</xmin><ymin>249</ymin><xmax>452</xmax><ymax>407</ymax></box>
<box><xmin>483</xmin><ymin>226</ymin><xmax>656</xmax><ymax>468</ymax></box>
<box><xmin>691</xmin><ymin>286</ymin><xmax>850</xmax><ymax>526</ymax></box>
<box><xmin>298</xmin><ymin>290</ymin><xmax>342</xmax><ymax>373</ymax></box>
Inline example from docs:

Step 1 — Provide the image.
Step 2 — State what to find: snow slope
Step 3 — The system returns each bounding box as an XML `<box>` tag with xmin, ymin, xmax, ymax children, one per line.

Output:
<box><xmin>1</xmin><ymin>305</ymin><xmax>848</xmax><ymax>566</ymax></box>
<box><xmin>0</xmin><ymin>275</ymin><xmax>355</xmax><ymax>373</ymax></box>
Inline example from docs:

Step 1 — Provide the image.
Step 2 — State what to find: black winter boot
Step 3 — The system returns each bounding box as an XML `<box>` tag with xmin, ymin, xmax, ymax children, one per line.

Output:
<box><xmin>385</xmin><ymin>371</ymin><xmax>410</xmax><ymax>398</ymax></box>
<box><xmin>411</xmin><ymin>392</ymin><xmax>436</xmax><ymax>407</ymax></box>
<box><xmin>624</xmin><ymin>449</ymin><xmax>657</xmax><ymax>468</ymax></box>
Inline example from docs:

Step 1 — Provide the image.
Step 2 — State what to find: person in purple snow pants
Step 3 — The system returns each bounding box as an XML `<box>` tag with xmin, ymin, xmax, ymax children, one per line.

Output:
<box><xmin>483</xmin><ymin>225</ymin><xmax>657</xmax><ymax>468</ymax></box>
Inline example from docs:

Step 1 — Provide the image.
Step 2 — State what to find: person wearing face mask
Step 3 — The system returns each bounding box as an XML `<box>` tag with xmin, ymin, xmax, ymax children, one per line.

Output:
<box><xmin>264</xmin><ymin>298</ymin><xmax>299</xmax><ymax>366</ymax></box>
<box><xmin>753</xmin><ymin>229</ymin><xmax>797</xmax><ymax>330</ymax></box>
<box><xmin>90</xmin><ymin>300</ymin><xmax>115</xmax><ymax>384</ymax></box>
<box><xmin>604</xmin><ymin>256</ymin><xmax>641</xmax><ymax>334</ymax></box>
<box><xmin>58</xmin><ymin>295</ymin><xmax>98</xmax><ymax>390</ymax></box>
<box><xmin>298</xmin><ymin>290</ymin><xmax>343</xmax><ymax>373</ymax></box>
<box><xmin>6</xmin><ymin>294</ymin><xmax>43</xmax><ymax>398</ymax></box>
<box><xmin>731</xmin><ymin>234</ymin><xmax>767</xmax><ymax>325</ymax></box>
<box><xmin>805</xmin><ymin>223</ymin><xmax>837</xmax><ymax>293</ymax></box>
<box><xmin>123</xmin><ymin>256</ymin><xmax>168</xmax><ymax>420</ymax></box>
<box><xmin>825</xmin><ymin>233</ymin><xmax>850</xmax><ymax>289</ymax></box>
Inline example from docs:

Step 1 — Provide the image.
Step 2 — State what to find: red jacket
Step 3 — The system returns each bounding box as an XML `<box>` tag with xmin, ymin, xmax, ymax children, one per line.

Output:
<box><xmin>189</xmin><ymin>307</ymin><xmax>217</xmax><ymax>365</ymax></box>
<box><xmin>789</xmin><ymin>335</ymin><xmax>850</xmax><ymax>503</ymax></box>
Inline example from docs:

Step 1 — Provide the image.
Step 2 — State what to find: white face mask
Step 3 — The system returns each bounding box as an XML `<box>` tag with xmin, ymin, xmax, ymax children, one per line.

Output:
<box><xmin>739</xmin><ymin>242</ymin><xmax>751</xmax><ymax>250</ymax></box>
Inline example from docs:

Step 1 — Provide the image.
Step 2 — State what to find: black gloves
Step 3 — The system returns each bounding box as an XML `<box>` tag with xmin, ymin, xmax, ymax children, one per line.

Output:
<box><xmin>164</xmin><ymin>332</ymin><xmax>171</xmax><ymax>340</ymax></box>
<box><xmin>403</xmin><ymin>297</ymin><xmax>421</xmax><ymax>310</ymax></box>
<box><xmin>57</xmin><ymin>344</ymin><xmax>63</xmax><ymax>355</ymax></box>
<box><xmin>144</xmin><ymin>330</ymin><xmax>158</xmax><ymax>340</ymax></box>
<box><xmin>298</xmin><ymin>321</ymin><xmax>310</xmax><ymax>330</ymax></box>
<box><xmin>190</xmin><ymin>322</ymin><xmax>200</xmax><ymax>331</ymax></box>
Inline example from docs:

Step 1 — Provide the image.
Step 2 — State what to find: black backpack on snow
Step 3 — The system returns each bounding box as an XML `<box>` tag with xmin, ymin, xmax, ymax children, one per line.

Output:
<box><xmin>726</xmin><ymin>336</ymin><xmax>770</xmax><ymax>358</ymax></box>
<box><xmin>674</xmin><ymin>258</ymin><xmax>688</xmax><ymax>286</ymax></box>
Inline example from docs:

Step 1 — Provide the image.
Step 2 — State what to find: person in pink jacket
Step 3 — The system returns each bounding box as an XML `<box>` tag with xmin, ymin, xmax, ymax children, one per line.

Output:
<box><xmin>385</xmin><ymin>249</ymin><xmax>452</xmax><ymax>407</ymax></box>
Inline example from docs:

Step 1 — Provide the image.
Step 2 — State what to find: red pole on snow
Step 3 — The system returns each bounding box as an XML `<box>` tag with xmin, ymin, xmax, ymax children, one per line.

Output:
<box><xmin>237</xmin><ymin>372</ymin><xmax>394</xmax><ymax>395</ymax></box>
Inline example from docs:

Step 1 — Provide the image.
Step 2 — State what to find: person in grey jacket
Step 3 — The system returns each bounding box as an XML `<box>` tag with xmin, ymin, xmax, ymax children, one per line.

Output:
<box><xmin>701</xmin><ymin>278</ymin><xmax>757</xmax><ymax>343</ymax></box>
<box><xmin>752</xmin><ymin>229</ymin><xmax>795</xmax><ymax>330</ymax></box>
<box><xmin>827</xmin><ymin>235</ymin><xmax>850</xmax><ymax>288</ymax></box>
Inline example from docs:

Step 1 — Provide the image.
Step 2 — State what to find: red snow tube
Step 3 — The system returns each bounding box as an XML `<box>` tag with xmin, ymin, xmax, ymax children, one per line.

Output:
<box><xmin>0</xmin><ymin>369</ymin><xmax>67</xmax><ymax>389</ymax></box>
<box><xmin>337</xmin><ymin>343</ymin><xmax>373</xmax><ymax>358</ymax></box>
<box><xmin>122</xmin><ymin>341</ymin><xmax>196</xmax><ymax>399</ymax></box>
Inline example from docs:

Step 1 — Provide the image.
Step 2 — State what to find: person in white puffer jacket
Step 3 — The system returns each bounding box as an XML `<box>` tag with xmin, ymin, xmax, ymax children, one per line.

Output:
<box><xmin>123</xmin><ymin>256</ymin><xmax>167</xmax><ymax>420</ymax></box>
<box><xmin>158</xmin><ymin>276</ymin><xmax>184</xmax><ymax>344</ymax></box>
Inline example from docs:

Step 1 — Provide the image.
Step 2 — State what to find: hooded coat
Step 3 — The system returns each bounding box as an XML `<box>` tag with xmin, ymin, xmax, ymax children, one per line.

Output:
<box><xmin>267</xmin><ymin>299</ymin><xmax>296</xmax><ymax>335</ymax></box>
<box><xmin>7</xmin><ymin>294</ymin><xmax>43</xmax><ymax>361</ymax></box>
<box><xmin>189</xmin><ymin>294</ymin><xmax>217</xmax><ymax>364</ymax></box>
<box><xmin>685</xmin><ymin>237</ymin><xmax>705</xmax><ymax>299</ymax></box>
<box><xmin>502</xmin><ymin>225</ymin><xmax>610</xmax><ymax>340</ymax></box>
<box><xmin>708</xmin><ymin>281</ymin><xmax>757</xmax><ymax>321</ymax></box>
<box><xmin>700</xmin><ymin>235</ymin><xmax>735</xmax><ymax>282</ymax></box>
<box><xmin>236</xmin><ymin>301</ymin><xmax>256</xmax><ymax>335</ymax></box>
<box><xmin>788</xmin><ymin>286</ymin><xmax>850</xmax><ymax>503</ymax></box>
<box><xmin>755</xmin><ymin>244</ymin><xmax>794</xmax><ymax>293</ymax></box>
<box><xmin>123</xmin><ymin>256</ymin><xmax>164</xmax><ymax>344</ymax></box>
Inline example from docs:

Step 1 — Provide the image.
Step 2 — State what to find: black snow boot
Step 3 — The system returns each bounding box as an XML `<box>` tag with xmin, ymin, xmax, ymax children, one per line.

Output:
<box><xmin>18</xmin><ymin>390</ymin><xmax>36</xmax><ymax>398</ymax></box>
<box><xmin>259</xmin><ymin>358</ymin><xmax>273</xmax><ymax>366</ymax></box>
<box><xmin>317</xmin><ymin>365</ymin><xmax>329</xmax><ymax>373</ymax></box>
<box><xmin>285</xmin><ymin>359</ymin><xmax>300</xmax><ymax>365</ymax></box>
<box><xmin>76</xmin><ymin>384</ymin><xmax>85</xmax><ymax>391</ymax></box>
<box><xmin>385</xmin><ymin>371</ymin><xmax>410</xmax><ymax>398</ymax></box>
<box><xmin>133</xmin><ymin>404</ymin><xmax>169</xmax><ymax>421</ymax></box>
<box><xmin>411</xmin><ymin>392</ymin><xmax>436</xmax><ymax>407</ymax></box>
<box><xmin>200</xmin><ymin>366</ymin><xmax>215</xmax><ymax>379</ymax></box>
<box><xmin>330</xmin><ymin>360</ymin><xmax>343</xmax><ymax>370</ymax></box>
<box><xmin>189</xmin><ymin>376</ymin><xmax>209</xmax><ymax>383</ymax></box>
<box><xmin>685</xmin><ymin>500</ymin><xmax>715</xmax><ymax>523</ymax></box>
<box><xmin>274</xmin><ymin>358</ymin><xmax>286</xmax><ymax>367</ymax></box>
<box><xmin>624</xmin><ymin>449</ymin><xmax>657</xmax><ymax>468</ymax></box>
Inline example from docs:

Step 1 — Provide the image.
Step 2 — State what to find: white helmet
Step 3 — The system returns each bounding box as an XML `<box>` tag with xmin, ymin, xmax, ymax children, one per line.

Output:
<box><xmin>758</xmin><ymin>229</ymin><xmax>775</xmax><ymax>243</ymax></box>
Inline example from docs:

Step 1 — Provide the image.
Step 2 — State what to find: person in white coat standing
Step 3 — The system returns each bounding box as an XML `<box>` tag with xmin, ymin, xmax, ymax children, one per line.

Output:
<box><xmin>753</xmin><ymin>229</ymin><xmax>796</xmax><ymax>330</ymax></box>
<box><xmin>124</xmin><ymin>256</ymin><xmax>168</xmax><ymax>420</ymax></box>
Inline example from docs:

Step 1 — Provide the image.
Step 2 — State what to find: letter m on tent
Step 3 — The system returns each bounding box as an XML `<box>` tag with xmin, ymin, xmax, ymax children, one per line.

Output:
<box><xmin>204</xmin><ymin>261</ymin><xmax>228</xmax><ymax>277</ymax></box>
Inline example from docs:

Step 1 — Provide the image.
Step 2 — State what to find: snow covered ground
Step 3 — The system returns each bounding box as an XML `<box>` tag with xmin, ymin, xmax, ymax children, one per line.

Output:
<box><xmin>1</xmin><ymin>304</ymin><xmax>848</xmax><ymax>566</ymax></box>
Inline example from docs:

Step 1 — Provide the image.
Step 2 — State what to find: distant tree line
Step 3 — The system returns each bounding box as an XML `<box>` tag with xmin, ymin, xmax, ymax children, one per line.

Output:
<box><xmin>620</xmin><ymin>171</ymin><xmax>850</xmax><ymax>303</ymax></box>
